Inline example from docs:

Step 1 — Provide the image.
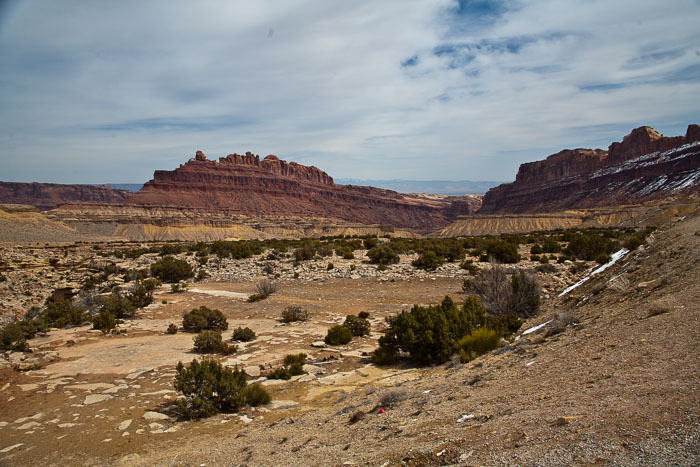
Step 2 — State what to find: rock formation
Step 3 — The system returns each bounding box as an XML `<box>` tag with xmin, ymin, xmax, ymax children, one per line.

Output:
<box><xmin>0</xmin><ymin>182</ymin><xmax>130</xmax><ymax>211</ymax></box>
<box><xmin>479</xmin><ymin>125</ymin><xmax>700</xmax><ymax>213</ymax></box>
<box><xmin>123</xmin><ymin>152</ymin><xmax>481</xmax><ymax>230</ymax></box>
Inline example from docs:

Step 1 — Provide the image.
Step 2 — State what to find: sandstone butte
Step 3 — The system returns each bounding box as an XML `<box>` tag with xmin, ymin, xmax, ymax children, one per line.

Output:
<box><xmin>479</xmin><ymin>124</ymin><xmax>700</xmax><ymax>214</ymax></box>
<box><xmin>120</xmin><ymin>151</ymin><xmax>481</xmax><ymax>230</ymax></box>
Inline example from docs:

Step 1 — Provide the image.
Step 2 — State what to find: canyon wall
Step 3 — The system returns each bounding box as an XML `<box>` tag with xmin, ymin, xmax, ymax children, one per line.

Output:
<box><xmin>0</xmin><ymin>182</ymin><xmax>130</xmax><ymax>211</ymax></box>
<box><xmin>479</xmin><ymin>125</ymin><xmax>700</xmax><ymax>214</ymax></box>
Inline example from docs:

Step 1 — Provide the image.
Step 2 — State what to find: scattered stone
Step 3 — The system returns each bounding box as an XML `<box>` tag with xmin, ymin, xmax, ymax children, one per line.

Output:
<box><xmin>118</xmin><ymin>419</ymin><xmax>132</xmax><ymax>431</ymax></box>
<box><xmin>311</xmin><ymin>341</ymin><xmax>327</xmax><ymax>348</ymax></box>
<box><xmin>239</xmin><ymin>415</ymin><xmax>253</xmax><ymax>424</ymax></box>
<box><xmin>84</xmin><ymin>394</ymin><xmax>113</xmax><ymax>405</ymax></box>
<box><xmin>0</xmin><ymin>443</ymin><xmax>24</xmax><ymax>453</ymax></box>
<box><xmin>58</xmin><ymin>423</ymin><xmax>76</xmax><ymax>428</ymax></box>
<box><xmin>556</xmin><ymin>416</ymin><xmax>575</xmax><ymax>426</ymax></box>
<box><xmin>244</xmin><ymin>365</ymin><xmax>261</xmax><ymax>377</ymax></box>
<box><xmin>16</xmin><ymin>421</ymin><xmax>41</xmax><ymax>430</ymax></box>
<box><xmin>143</xmin><ymin>411</ymin><xmax>170</xmax><ymax>421</ymax></box>
<box><xmin>18</xmin><ymin>384</ymin><xmax>39</xmax><ymax>392</ymax></box>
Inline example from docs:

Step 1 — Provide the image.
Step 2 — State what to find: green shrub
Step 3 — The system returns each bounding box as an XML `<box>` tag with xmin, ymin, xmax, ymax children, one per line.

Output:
<box><xmin>281</xmin><ymin>306</ymin><xmax>308</xmax><ymax>323</ymax></box>
<box><xmin>193</xmin><ymin>331</ymin><xmax>236</xmax><ymax>355</ymax></box>
<box><xmin>539</xmin><ymin>255</ymin><xmax>550</xmax><ymax>264</ymax></box>
<box><xmin>174</xmin><ymin>359</ymin><xmax>248</xmax><ymax>419</ymax></box>
<box><xmin>268</xmin><ymin>353</ymin><xmax>307</xmax><ymax>380</ymax></box>
<box><xmin>42</xmin><ymin>299</ymin><xmax>89</xmax><ymax>328</ymax></box>
<box><xmin>128</xmin><ymin>283</ymin><xmax>154</xmax><ymax>308</ymax></box>
<box><xmin>231</xmin><ymin>326</ymin><xmax>256</xmax><ymax>342</ymax></box>
<box><xmin>457</xmin><ymin>328</ymin><xmax>500</xmax><ymax>362</ymax></box>
<box><xmin>325</xmin><ymin>325</ymin><xmax>352</xmax><ymax>345</ymax></box>
<box><xmin>358</xmin><ymin>311</ymin><xmax>370</xmax><ymax>319</ymax></box>
<box><xmin>294</xmin><ymin>244</ymin><xmax>316</xmax><ymax>261</ymax></box>
<box><xmin>486</xmin><ymin>240</ymin><xmax>520</xmax><ymax>263</ymax></box>
<box><xmin>343</xmin><ymin>315</ymin><xmax>370</xmax><ymax>337</ymax></box>
<box><xmin>623</xmin><ymin>234</ymin><xmax>645</xmax><ymax>251</ymax></box>
<box><xmin>167</xmin><ymin>323</ymin><xmax>178</xmax><ymax>334</ymax></box>
<box><xmin>564</xmin><ymin>232</ymin><xmax>617</xmax><ymax>261</ymax></box>
<box><xmin>0</xmin><ymin>323</ymin><xmax>28</xmax><ymax>351</ymax></box>
<box><xmin>92</xmin><ymin>311</ymin><xmax>117</xmax><ymax>332</ymax></box>
<box><xmin>97</xmin><ymin>293</ymin><xmax>136</xmax><ymax>319</ymax></box>
<box><xmin>327</xmin><ymin>262</ymin><xmax>334</xmax><ymax>271</ymax></box>
<box><xmin>366</xmin><ymin>245</ymin><xmax>399</xmax><ymax>267</ymax></box>
<box><xmin>530</xmin><ymin>244</ymin><xmax>543</xmax><ymax>255</ymax></box>
<box><xmin>412</xmin><ymin>250</ymin><xmax>443</xmax><ymax>271</ymax></box>
<box><xmin>170</xmin><ymin>282</ymin><xmax>187</xmax><ymax>293</ymax></box>
<box><xmin>371</xmin><ymin>345</ymin><xmax>397</xmax><ymax>365</ymax></box>
<box><xmin>374</xmin><ymin>296</ymin><xmax>481</xmax><ymax>365</ymax></box>
<box><xmin>595</xmin><ymin>253</ymin><xmax>611</xmax><ymax>264</ymax></box>
<box><xmin>245</xmin><ymin>383</ymin><xmax>271</xmax><ymax>406</ymax></box>
<box><xmin>150</xmin><ymin>256</ymin><xmax>194</xmax><ymax>283</ymax></box>
<box><xmin>543</xmin><ymin>238</ymin><xmax>562</xmax><ymax>253</ymax></box>
<box><xmin>363</xmin><ymin>237</ymin><xmax>378</xmax><ymax>249</ymax></box>
<box><xmin>182</xmin><ymin>306</ymin><xmax>228</xmax><ymax>332</ymax></box>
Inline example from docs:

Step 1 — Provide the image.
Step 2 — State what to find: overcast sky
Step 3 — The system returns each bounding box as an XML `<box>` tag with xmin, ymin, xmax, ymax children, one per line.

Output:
<box><xmin>1</xmin><ymin>0</ymin><xmax>699</xmax><ymax>184</ymax></box>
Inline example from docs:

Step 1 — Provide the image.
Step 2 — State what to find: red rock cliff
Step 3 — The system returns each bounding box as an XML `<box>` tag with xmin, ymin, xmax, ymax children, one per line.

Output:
<box><xmin>479</xmin><ymin>125</ymin><xmax>700</xmax><ymax>213</ymax></box>
<box><xmin>126</xmin><ymin>152</ymin><xmax>481</xmax><ymax>229</ymax></box>
<box><xmin>0</xmin><ymin>182</ymin><xmax>130</xmax><ymax>211</ymax></box>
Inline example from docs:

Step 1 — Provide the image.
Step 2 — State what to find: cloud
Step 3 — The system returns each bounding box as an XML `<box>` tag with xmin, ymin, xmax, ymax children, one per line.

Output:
<box><xmin>0</xmin><ymin>0</ymin><xmax>699</xmax><ymax>183</ymax></box>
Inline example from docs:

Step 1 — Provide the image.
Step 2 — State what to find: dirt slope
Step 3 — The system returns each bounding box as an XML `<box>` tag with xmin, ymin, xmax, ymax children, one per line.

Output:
<box><xmin>0</xmin><ymin>206</ymin><xmax>697</xmax><ymax>466</ymax></box>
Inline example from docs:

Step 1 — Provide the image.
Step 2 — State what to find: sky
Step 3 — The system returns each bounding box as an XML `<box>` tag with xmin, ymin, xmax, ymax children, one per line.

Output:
<box><xmin>1</xmin><ymin>0</ymin><xmax>699</xmax><ymax>184</ymax></box>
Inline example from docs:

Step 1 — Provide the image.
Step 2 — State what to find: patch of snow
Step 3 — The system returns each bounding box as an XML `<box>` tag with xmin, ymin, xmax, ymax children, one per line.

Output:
<box><xmin>189</xmin><ymin>288</ymin><xmax>248</xmax><ymax>299</ymax></box>
<box><xmin>516</xmin><ymin>319</ymin><xmax>553</xmax><ymax>340</ymax></box>
<box><xmin>558</xmin><ymin>249</ymin><xmax>629</xmax><ymax>297</ymax></box>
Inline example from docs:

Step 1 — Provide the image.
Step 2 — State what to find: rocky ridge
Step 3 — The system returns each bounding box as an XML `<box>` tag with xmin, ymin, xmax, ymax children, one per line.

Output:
<box><xmin>124</xmin><ymin>151</ymin><xmax>481</xmax><ymax>230</ymax></box>
<box><xmin>0</xmin><ymin>182</ymin><xmax>129</xmax><ymax>211</ymax></box>
<box><xmin>480</xmin><ymin>125</ymin><xmax>700</xmax><ymax>213</ymax></box>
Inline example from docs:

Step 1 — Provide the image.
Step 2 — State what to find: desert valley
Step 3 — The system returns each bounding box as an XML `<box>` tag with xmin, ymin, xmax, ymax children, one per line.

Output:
<box><xmin>0</xmin><ymin>124</ymin><xmax>698</xmax><ymax>466</ymax></box>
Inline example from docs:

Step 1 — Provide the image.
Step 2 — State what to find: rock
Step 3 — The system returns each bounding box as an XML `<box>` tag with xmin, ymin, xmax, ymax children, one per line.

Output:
<box><xmin>16</xmin><ymin>421</ymin><xmax>41</xmax><ymax>430</ymax></box>
<box><xmin>311</xmin><ymin>341</ymin><xmax>327</xmax><ymax>348</ymax></box>
<box><xmin>244</xmin><ymin>365</ymin><xmax>261</xmax><ymax>378</ymax></box>
<box><xmin>115</xmin><ymin>454</ymin><xmax>141</xmax><ymax>465</ymax></box>
<box><xmin>0</xmin><ymin>443</ymin><xmax>24</xmax><ymax>453</ymax></box>
<box><xmin>556</xmin><ymin>416</ymin><xmax>575</xmax><ymax>426</ymax></box>
<box><xmin>142</xmin><ymin>411</ymin><xmax>170</xmax><ymax>421</ymax></box>
<box><xmin>84</xmin><ymin>394</ymin><xmax>113</xmax><ymax>405</ymax></box>
<box><xmin>239</xmin><ymin>415</ymin><xmax>253</xmax><ymax>424</ymax></box>
<box><xmin>118</xmin><ymin>419</ymin><xmax>132</xmax><ymax>431</ymax></box>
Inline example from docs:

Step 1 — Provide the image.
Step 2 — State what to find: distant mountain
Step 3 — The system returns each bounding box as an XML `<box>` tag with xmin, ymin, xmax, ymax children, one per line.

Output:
<box><xmin>334</xmin><ymin>179</ymin><xmax>503</xmax><ymax>195</ymax></box>
<box><xmin>104</xmin><ymin>183</ymin><xmax>143</xmax><ymax>192</ymax></box>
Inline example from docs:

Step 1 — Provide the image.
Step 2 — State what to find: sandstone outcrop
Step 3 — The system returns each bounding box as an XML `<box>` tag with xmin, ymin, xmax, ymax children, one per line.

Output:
<box><xmin>479</xmin><ymin>125</ymin><xmax>700</xmax><ymax>213</ymax></box>
<box><xmin>124</xmin><ymin>152</ymin><xmax>481</xmax><ymax>230</ymax></box>
<box><xmin>0</xmin><ymin>182</ymin><xmax>130</xmax><ymax>211</ymax></box>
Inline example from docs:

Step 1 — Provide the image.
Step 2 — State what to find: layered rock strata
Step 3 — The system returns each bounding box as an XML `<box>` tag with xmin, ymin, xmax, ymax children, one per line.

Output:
<box><xmin>124</xmin><ymin>151</ymin><xmax>481</xmax><ymax>230</ymax></box>
<box><xmin>480</xmin><ymin>125</ymin><xmax>700</xmax><ymax>213</ymax></box>
<box><xmin>0</xmin><ymin>182</ymin><xmax>130</xmax><ymax>211</ymax></box>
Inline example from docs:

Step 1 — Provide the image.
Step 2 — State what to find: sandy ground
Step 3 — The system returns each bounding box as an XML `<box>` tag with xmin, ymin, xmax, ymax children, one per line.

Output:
<box><xmin>0</xmin><ymin>208</ymin><xmax>698</xmax><ymax>466</ymax></box>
